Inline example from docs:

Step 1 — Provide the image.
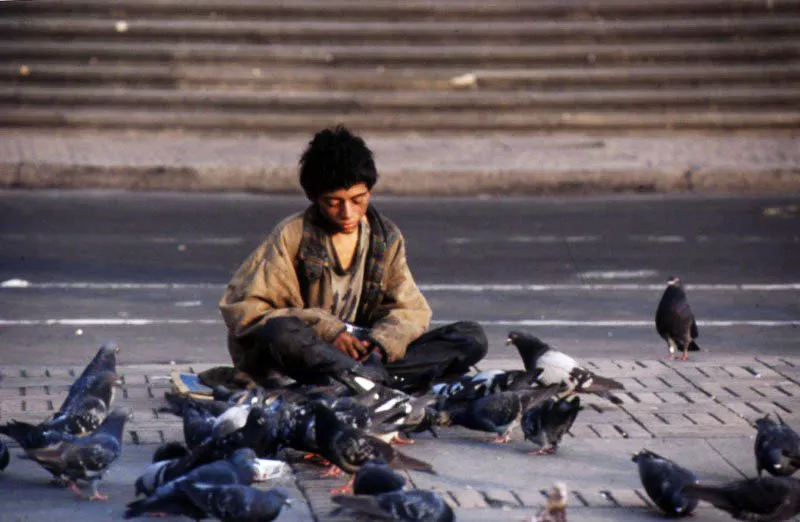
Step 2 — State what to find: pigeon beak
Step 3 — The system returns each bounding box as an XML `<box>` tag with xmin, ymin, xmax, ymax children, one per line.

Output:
<box><xmin>505</xmin><ymin>337</ymin><xmax>513</xmax><ymax>345</ymax></box>
<box><xmin>112</xmin><ymin>378</ymin><xmax>124</xmax><ymax>387</ymax></box>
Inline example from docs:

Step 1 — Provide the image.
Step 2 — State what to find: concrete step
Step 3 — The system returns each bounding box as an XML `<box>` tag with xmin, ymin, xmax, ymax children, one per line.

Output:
<box><xmin>2</xmin><ymin>106</ymin><xmax>798</xmax><ymax>133</ymax></box>
<box><xmin>4</xmin><ymin>0</ymin><xmax>799</xmax><ymax>20</ymax></box>
<box><xmin>2</xmin><ymin>40</ymin><xmax>798</xmax><ymax>67</ymax></box>
<box><xmin>4</xmin><ymin>63</ymin><xmax>800</xmax><ymax>91</ymax></box>
<box><xmin>2</xmin><ymin>85</ymin><xmax>798</xmax><ymax>111</ymax></box>
<box><xmin>2</xmin><ymin>17</ymin><xmax>797</xmax><ymax>44</ymax></box>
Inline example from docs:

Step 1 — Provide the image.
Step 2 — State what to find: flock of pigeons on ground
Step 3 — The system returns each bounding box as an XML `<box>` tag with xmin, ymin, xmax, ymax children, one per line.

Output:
<box><xmin>0</xmin><ymin>276</ymin><xmax>799</xmax><ymax>521</ymax></box>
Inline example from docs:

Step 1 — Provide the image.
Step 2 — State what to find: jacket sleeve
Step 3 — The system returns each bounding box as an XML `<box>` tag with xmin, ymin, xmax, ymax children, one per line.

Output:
<box><xmin>368</xmin><ymin>235</ymin><xmax>432</xmax><ymax>362</ymax></box>
<box><xmin>219</xmin><ymin>227</ymin><xmax>347</xmax><ymax>344</ymax></box>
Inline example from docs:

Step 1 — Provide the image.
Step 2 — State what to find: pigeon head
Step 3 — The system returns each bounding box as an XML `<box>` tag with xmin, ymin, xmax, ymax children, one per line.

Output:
<box><xmin>229</xmin><ymin>447</ymin><xmax>259</xmax><ymax>482</ymax></box>
<box><xmin>631</xmin><ymin>449</ymin><xmax>648</xmax><ymax>463</ymax></box>
<box><xmin>666</xmin><ymin>276</ymin><xmax>681</xmax><ymax>286</ymax></box>
<box><xmin>506</xmin><ymin>331</ymin><xmax>551</xmax><ymax>372</ymax></box>
<box><xmin>96</xmin><ymin>408</ymin><xmax>131</xmax><ymax>439</ymax></box>
<box><xmin>230</xmin><ymin>447</ymin><xmax>258</xmax><ymax>466</ymax></box>
<box><xmin>756</xmin><ymin>414</ymin><xmax>778</xmax><ymax>430</ymax></box>
<box><xmin>547</xmin><ymin>482</ymin><xmax>568</xmax><ymax>508</ymax></box>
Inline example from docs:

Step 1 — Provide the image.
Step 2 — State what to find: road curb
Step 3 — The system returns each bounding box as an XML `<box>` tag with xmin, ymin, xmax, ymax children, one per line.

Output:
<box><xmin>2</xmin><ymin>162</ymin><xmax>799</xmax><ymax>195</ymax></box>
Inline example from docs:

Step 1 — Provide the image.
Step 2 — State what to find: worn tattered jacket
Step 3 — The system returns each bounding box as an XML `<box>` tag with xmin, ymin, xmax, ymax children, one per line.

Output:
<box><xmin>219</xmin><ymin>205</ymin><xmax>432</xmax><ymax>365</ymax></box>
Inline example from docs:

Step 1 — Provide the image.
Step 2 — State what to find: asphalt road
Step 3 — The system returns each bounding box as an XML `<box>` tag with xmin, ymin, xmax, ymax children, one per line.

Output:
<box><xmin>1</xmin><ymin>190</ymin><xmax>798</xmax><ymax>365</ymax></box>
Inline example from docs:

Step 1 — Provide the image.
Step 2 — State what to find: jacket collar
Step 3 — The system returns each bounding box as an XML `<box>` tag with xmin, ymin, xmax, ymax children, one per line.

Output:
<box><xmin>298</xmin><ymin>203</ymin><xmax>396</xmax><ymax>324</ymax></box>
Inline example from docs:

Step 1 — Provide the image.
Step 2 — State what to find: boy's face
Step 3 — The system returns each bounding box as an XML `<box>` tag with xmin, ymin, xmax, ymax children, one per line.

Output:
<box><xmin>316</xmin><ymin>182</ymin><xmax>371</xmax><ymax>235</ymax></box>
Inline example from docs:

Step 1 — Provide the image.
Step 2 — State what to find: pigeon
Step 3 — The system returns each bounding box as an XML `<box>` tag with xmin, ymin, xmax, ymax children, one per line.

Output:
<box><xmin>434</xmin><ymin>369</ymin><xmax>543</xmax><ymax>404</ymax></box>
<box><xmin>181</xmin><ymin>404</ymin><xmax>217</xmax><ymax>450</ymax></box>
<box><xmin>682</xmin><ymin>476</ymin><xmax>800</xmax><ymax>522</ymax></box>
<box><xmin>755</xmin><ymin>414</ymin><xmax>800</xmax><ymax>477</ymax></box>
<box><xmin>632</xmin><ymin>449</ymin><xmax>699</xmax><ymax>517</ymax></box>
<box><xmin>369</xmin><ymin>394</ymin><xmax>443</xmax><ymax>443</ymax></box>
<box><xmin>332</xmin><ymin>489</ymin><xmax>454</xmax><ymax>522</ymax></box>
<box><xmin>522</xmin><ymin>395</ymin><xmax>582</xmax><ymax>455</ymax></box>
<box><xmin>126</xmin><ymin>447</ymin><xmax>259</xmax><ymax>517</ymax></box>
<box><xmin>507</xmin><ymin>331</ymin><xmax>625</xmax><ymax>405</ymax></box>
<box><xmin>191</xmin><ymin>407</ymin><xmax>282</xmax><ymax>466</ymax></box>
<box><xmin>0</xmin><ymin>371</ymin><xmax>124</xmax><ymax>449</ymax></box>
<box><xmin>51</xmin><ymin>342</ymin><xmax>120</xmax><ymax>430</ymax></box>
<box><xmin>655</xmin><ymin>276</ymin><xmax>700</xmax><ymax>360</ymax></box>
<box><xmin>211</xmin><ymin>403</ymin><xmax>253</xmax><ymax>440</ymax></box>
<box><xmin>21</xmin><ymin>408</ymin><xmax>128</xmax><ymax>500</ymax></box>
<box><xmin>438</xmin><ymin>386</ymin><xmax>562</xmax><ymax>443</ymax></box>
<box><xmin>177</xmin><ymin>483</ymin><xmax>291</xmax><ymax>522</ymax></box>
<box><xmin>532</xmin><ymin>482</ymin><xmax>567</xmax><ymax>522</ymax></box>
<box><xmin>0</xmin><ymin>438</ymin><xmax>9</xmax><ymax>471</ymax></box>
<box><xmin>151</xmin><ymin>441</ymin><xmax>190</xmax><ymax>463</ymax></box>
<box><xmin>352</xmin><ymin>458</ymin><xmax>407</xmax><ymax>496</ymax></box>
<box><xmin>311</xmin><ymin>402</ymin><xmax>435</xmax><ymax>478</ymax></box>
<box><xmin>43</xmin><ymin>371</ymin><xmax>124</xmax><ymax>436</ymax></box>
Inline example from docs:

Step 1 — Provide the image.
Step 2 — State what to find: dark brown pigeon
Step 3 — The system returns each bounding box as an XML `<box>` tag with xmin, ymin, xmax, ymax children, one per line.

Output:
<box><xmin>655</xmin><ymin>276</ymin><xmax>700</xmax><ymax>360</ymax></box>
<box><xmin>683</xmin><ymin>476</ymin><xmax>800</xmax><ymax>522</ymax></box>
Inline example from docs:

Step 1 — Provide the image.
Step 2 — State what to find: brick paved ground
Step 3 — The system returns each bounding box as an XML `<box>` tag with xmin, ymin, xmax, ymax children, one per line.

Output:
<box><xmin>1</xmin><ymin>356</ymin><xmax>798</xmax><ymax>521</ymax></box>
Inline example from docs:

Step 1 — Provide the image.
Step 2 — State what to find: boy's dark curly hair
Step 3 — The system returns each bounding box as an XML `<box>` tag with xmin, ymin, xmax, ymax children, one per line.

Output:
<box><xmin>299</xmin><ymin>125</ymin><xmax>378</xmax><ymax>200</ymax></box>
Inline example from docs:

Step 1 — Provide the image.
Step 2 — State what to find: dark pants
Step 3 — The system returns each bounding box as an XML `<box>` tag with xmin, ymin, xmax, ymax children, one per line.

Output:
<box><xmin>239</xmin><ymin>316</ymin><xmax>487</xmax><ymax>391</ymax></box>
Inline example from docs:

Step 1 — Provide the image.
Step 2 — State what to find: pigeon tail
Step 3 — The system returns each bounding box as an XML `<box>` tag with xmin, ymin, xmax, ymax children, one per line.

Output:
<box><xmin>681</xmin><ymin>484</ymin><xmax>737</xmax><ymax>511</ymax></box>
<box><xmin>0</xmin><ymin>421</ymin><xmax>44</xmax><ymax>449</ymax></box>
<box><xmin>593</xmin><ymin>391</ymin><xmax>624</xmax><ymax>405</ymax></box>
<box><xmin>391</xmin><ymin>448</ymin><xmax>437</xmax><ymax>475</ymax></box>
<box><xmin>580</xmin><ymin>375</ymin><xmax>625</xmax><ymax>392</ymax></box>
<box><xmin>0</xmin><ymin>440</ymin><xmax>9</xmax><ymax>471</ymax></box>
<box><xmin>688</xmin><ymin>341</ymin><xmax>701</xmax><ymax>352</ymax></box>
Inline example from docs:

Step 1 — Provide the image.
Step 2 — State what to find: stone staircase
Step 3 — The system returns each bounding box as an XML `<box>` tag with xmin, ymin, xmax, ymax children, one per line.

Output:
<box><xmin>1</xmin><ymin>0</ymin><xmax>799</xmax><ymax>134</ymax></box>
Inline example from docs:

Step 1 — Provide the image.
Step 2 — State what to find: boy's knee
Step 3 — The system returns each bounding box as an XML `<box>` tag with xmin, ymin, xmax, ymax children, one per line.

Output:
<box><xmin>452</xmin><ymin>320</ymin><xmax>488</xmax><ymax>362</ymax></box>
<box><xmin>255</xmin><ymin>316</ymin><xmax>310</xmax><ymax>346</ymax></box>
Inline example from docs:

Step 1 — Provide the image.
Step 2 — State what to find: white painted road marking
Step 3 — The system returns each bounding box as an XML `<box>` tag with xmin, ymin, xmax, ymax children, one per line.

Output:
<box><xmin>2</xmin><ymin>281</ymin><xmax>799</xmax><ymax>291</ymax></box>
<box><xmin>1</xmin><ymin>319</ymin><xmax>797</xmax><ymax>327</ymax></box>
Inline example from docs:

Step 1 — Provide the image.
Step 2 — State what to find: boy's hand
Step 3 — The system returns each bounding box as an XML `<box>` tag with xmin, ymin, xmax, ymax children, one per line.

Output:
<box><xmin>333</xmin><ymin>332</ymin><xmax>371</xmax><ymax>360</ymax></box>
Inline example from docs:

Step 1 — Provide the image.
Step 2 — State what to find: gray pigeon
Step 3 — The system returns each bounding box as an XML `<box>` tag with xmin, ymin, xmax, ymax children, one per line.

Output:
<box><xmin>507</xmin><ymin>331</ymin><xmax>625</xmax><ymax>405</ymax></box>
<box><xmin>655</xmin><ymin>276</ymin><xmax>700</xmax><ymax>360</ymax></box>
<box><xmin>434</xmin><ymin>369</ymin><xmax>543</xmax><ymax>404</ymax></box>
<box><xmin>332</xmin><ymin>489</ymin><xmax>454</xmax><ymax>522</ymax></box>
<box><xmin>56</xmin><ymin>342</ymin><xmax>120</xmax><ymax>418</ymax></box>
<box><xmin>21</xmin><ymin>408</ymin><xmax>128</xmax><ymax>500</ymax></box>
<box><xmin>0</xmin><ymin>438</ymin><xmax>9</xmax><ymax>471</ymax></box>
<box><xmin>352</xmin><ymin>458</ymin><xmax>407</xmax><ymax>496</ymax></box>
<box><xmin>522</xmin><ymin>395</ymin><xmax>582</xmax><ymax>455</ymax></box>
<box><xmin>181</xmin><ymin>405</ymin><xmax>215</xmax><ymax>450</ymax></box>
<box><xmin>683</xmin><ymin>476</ymin><xmax>800</xmax><ymax>522</ymax></box>
<box><xmin>151</xmin><ymin>441</ymin><xmax>190</xmax><ymax>463</ymax></box>
<box><xmin>633</xmin><ymin>449</ymin><xmax>699</xmax><ymax>517</ymax></box>
<box><xmin>439</xmin><ymin>386</ymin><xmax>561</xmax><ymax>443</ymax></box>
<box><xmin>0</xmin><ymin>371</ymin><xmax>123</xmax><ymax>458</ymax></box>
<box><xmin>177</xmin><ymin>483</ymin><xmax>291</xmax><ymax>522</ymax></box>
<box><xmin>126</xmin><ymin>447</ymin><xmax>259</xmax><ymax>517</ymax></box>
<box><xmin>312</xmin><ymin>402</ymin><xmax>435</xmax><ymax>477</ymax></box>
<box><xmin>44</xmin><ymin>370</ymin><xmax>123</xmax><ymax>436</ymax></box>
<box><xmin>756</xmin><ymin>414</ymin><xmax>800</xmax><ymax>477</ymax></box>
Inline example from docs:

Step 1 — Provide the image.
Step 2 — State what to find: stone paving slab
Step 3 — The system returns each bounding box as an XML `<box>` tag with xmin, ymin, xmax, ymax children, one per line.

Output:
<box><xmin>0</xmin><ymin>132</ymin><xmax>798</xmax><ymax>195</ymax></box>
<box><xmin>1</xmin><ymin>358</ymin><xmax>799</xmax><ymax>521</ymax></box>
